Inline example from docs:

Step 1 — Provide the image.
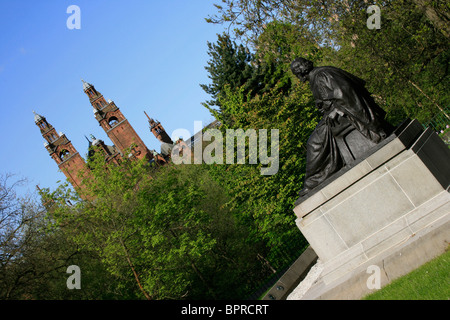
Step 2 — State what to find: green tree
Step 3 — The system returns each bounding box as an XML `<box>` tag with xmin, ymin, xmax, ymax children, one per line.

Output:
<box><xmin>201</xmin><ymin>33</ymin><xmax>255</xmax><ymax>114</ymax></box>
<box><xmin>328</xmin><ymin>0</ymin><xmax>449</xmax><ymax>124</ymax></box>
<box><xmin>201</xmin><ymin>22</ymin><xmax>323</xmax><ymax>127</ymax></box>
<box><xmin>0</xmin><ymin>173</ymin><xmax>126</xmax><ymax>300</ymax></box>
<box><xmin>46</xmin><ymin>148</ymin><xmax>271</xmax><ymax>299</ymax></box>
<box><xmin>207</xmin><ymin>0</ymin><xmax>449</xmax><ymax>124</ymax></box>
<box><xmin>205</xmin><ymin>81</ymin><xmax>317</xmax><ymax>267</ymax></box>
<box><xmin>206</xmin><ymin>0</ymin><xmax>345</xmax><ymax>46</ymax></box>
<box><xmin>200</xmin><ymin>18</ymin><xmax>328</xmax><ymax>271</ymax></box>
<box><xmin>202</xmin><ymin>1</ymin><xmax>449</xmax><ymax>284</ymax></box>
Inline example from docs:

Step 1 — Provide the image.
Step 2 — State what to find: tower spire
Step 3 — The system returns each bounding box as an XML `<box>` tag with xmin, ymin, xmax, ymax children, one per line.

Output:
<box><xmin>144</xmin><ymin>110</ymin><xmax>173</xmax><ymax>144</ymax></box>
<box><xmin>33</xmin><ymin>110</ymin><xmax>44</xmax><ymax>123</ymax></box>
<box><xmin>81</xmin><ymin>78</ymin><xmax>93</xmax><ymax>91</ymax></box>
<box><xmin>34</xmin><ymin>113</ymin><xmax>87</xmax><ymax>191</ymax></box>
<box><xmin>82</xmin><ymin>83</ymin><xmax>150</xmax><ymax>161</ymax></box>
<box><xmin>144</xmin><ymin>110</ymin><xmax>151</xmax><ymax>121</ymax></box>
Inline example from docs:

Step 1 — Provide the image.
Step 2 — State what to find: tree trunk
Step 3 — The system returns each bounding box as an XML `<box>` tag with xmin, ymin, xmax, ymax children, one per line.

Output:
<box><xmin>119</xmin><ymin>238</ymin><xmax>152</xmax><ymax>300</ymax></box>
<box><xmin>408</xmin><ymin>80</ymin><xmax>450</xmax><ymax>120</ymax></box>
<box><xmin>189</xmin><ymin>258</ymin><xmax>218</xmax><ymax>299</ymax></box>
<box><xmin>413</xmin><ymin>0</ymin><xmax>450</xmax><ymax>38</ymax></box>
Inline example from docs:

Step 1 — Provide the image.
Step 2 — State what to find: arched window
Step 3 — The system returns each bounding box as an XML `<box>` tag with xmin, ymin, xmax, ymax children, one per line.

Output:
<box><xmin>60</xmin><ymin>149</ymin><xmax>70</xmax><ymax>161</ymax></box>
<box><xmin>45</xmin><ymin>133</ymin><xmax>58</xmax><ymax>143</ymax></box>
<box><xmin>109</xmin><ymin>116</ymin><xmax>119</xmax><ymax>128</ymax></box>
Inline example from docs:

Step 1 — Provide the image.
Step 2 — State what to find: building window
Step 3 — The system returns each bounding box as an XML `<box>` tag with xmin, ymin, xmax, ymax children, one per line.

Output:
<box><xmin>45</xmin><ymin>133</ymin><xmax>58</xmax><ymax>142</ymax></box>
<box><xmin>60</xmin><ymin>149</ymin><xmax>70</xmax><ymax>161</ymax></box>
<box><xmin>109</xmin><ymin>116</ymin><xmax>119</xmax><ymax>128</ymax></box>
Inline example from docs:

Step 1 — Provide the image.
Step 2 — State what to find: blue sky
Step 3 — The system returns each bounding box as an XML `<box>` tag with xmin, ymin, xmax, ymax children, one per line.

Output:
<box><xmin>0</xmin><ymin>0</ymin><xmax>225</xmax><ymax>195</ymax></box>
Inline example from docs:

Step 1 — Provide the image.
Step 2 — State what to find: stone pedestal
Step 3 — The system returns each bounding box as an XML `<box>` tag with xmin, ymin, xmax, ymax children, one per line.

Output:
<box><xmin>291</xmin><ymin>119</ymin><xmax>450</xmax><ymax>299</ymax></box>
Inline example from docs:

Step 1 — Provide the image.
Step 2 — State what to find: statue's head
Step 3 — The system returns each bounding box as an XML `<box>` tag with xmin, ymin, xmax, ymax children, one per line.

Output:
<box><xmin>291</xmin><ymin>58</ymin><xmax>314</xmax><ymax>82</ymax></box>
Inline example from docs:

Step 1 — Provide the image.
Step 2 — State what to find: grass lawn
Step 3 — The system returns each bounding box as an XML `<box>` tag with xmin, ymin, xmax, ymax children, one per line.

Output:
<box><xmin>364</xmin><ymin>248</ymin><xmax>450</xmax><ymax>300</ymax></box>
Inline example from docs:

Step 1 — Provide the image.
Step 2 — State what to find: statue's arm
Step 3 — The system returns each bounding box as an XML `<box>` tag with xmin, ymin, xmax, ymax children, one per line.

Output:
<box><xmin>316</xmin><ymin>72</ymin><xmax>363</xmax><ymax>120</ymax></box>
<box><xmin>314</xmin><ymin>72</ymin><xmax>346</xmax><ymax>117</ymax></box>
<box><xmin>312</xmin><ymin>73</ymin><xmax>332</xmax><ymax>112</ymax></box>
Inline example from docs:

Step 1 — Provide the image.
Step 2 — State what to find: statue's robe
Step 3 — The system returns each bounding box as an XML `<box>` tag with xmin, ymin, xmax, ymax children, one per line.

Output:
<box><xmin>301</xmin><ymin>66</ymin><xmax>392</xmax><ymax>195</ymax></box>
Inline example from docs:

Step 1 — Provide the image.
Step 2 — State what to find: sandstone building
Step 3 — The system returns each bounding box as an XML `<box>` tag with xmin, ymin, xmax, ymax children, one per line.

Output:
<box><xmin>34</xmin><ymin>80</ymin><xmax>173</xmax><ymax>192</ymax></box>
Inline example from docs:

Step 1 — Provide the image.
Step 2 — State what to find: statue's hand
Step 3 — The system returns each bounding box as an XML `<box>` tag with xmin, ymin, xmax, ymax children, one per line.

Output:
<box><xmin>326</xmin><ymin>108</ymin><xmax>344</xmax><ymax>127</ymax></box>
<box><xmin>328</xmin><ymin>109</ymin><xmax>338</xmax><ymax>119</ymax></box>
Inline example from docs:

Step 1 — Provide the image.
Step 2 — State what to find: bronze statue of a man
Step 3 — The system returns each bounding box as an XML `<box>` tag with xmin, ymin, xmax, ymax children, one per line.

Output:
<box><xmin>291</xmin><ymin>57</ymin><xmax>393</xmax><ymax>197</ymax></box>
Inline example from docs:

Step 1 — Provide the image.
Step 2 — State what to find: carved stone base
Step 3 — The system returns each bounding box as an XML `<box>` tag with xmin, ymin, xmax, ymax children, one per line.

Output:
<box><xmin>291</xmin><ymin>119</ymin><xmax>450</xmax><ymax>299</ymax></box>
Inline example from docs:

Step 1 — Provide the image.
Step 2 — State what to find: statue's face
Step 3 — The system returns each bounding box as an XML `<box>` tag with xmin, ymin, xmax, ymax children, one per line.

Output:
<box><xmin>291</xmin><ymin>62</ymin><xmax>309</xmax><ymax>82</ymax></box>
<box><xmin>291</xmin><ymin>62</ymin><xmax>304</xmax><ymax>77</ymax></box>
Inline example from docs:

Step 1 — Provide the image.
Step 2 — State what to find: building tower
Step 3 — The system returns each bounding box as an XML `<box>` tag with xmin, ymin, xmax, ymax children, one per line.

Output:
<box><xmin>82</xmin><ymin>79</ymin><xmax>151</xmax><ymax>161</ymax></box>
<box><xmin>34</xmin><ymin>111</ymin><xmax>87</xmax><ymax>191</ymax></box>
<box><xmin>86</xmin><ymin>134</ymin><xmax>122</xmax><ymax>166</ymax></box>
<box><xmin>144</xmin><ymin>111</ymin><xmax>173</xmax><ymax>144</ymax></box>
